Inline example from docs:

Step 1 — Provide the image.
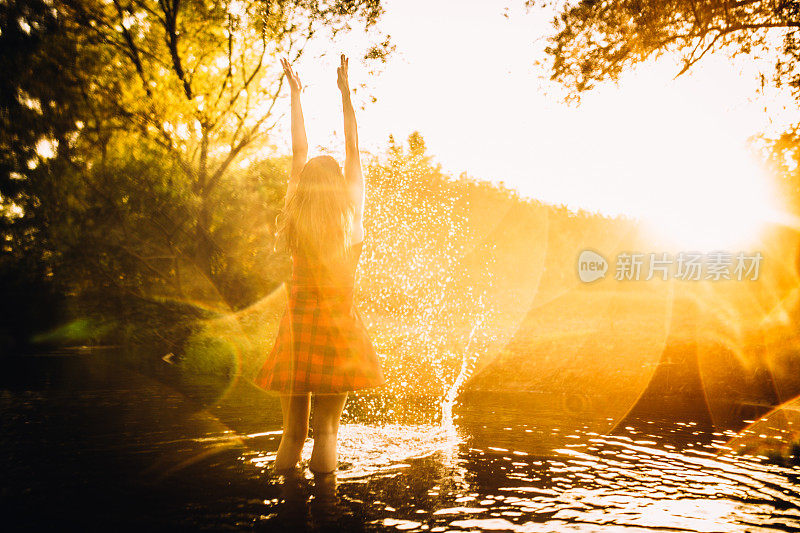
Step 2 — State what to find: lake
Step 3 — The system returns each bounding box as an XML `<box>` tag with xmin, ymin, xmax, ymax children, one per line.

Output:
<box><xmin>1</xmin><ymin>352</ymin><xmax>798</xmax><ymax>532</ymax></box>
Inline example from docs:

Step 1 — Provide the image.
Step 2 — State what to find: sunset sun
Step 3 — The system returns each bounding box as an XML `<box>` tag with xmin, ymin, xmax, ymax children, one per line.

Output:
<box><xmin>635</xmin><ymin>139</ymin><xmax>779</xmax><ymax>251</ymax></box>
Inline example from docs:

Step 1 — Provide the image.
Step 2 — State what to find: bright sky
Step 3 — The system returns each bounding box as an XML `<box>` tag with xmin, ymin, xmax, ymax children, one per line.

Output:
<box><xmin>281</xmin><ymin>0</ymin><xmax>797</xmax><ymax>249</ymax></box>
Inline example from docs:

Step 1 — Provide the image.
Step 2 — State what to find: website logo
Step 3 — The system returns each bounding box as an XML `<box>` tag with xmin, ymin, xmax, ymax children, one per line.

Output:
<box><xmin>577</xmin><ymin>250</ymin><xmax>608</xmax><ymax>283</ymax></box>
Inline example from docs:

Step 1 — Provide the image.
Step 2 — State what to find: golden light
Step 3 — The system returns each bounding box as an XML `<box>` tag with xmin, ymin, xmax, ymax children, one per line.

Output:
<box><xmin>637</xmin><ymin>147</ymin><xmax>780</xmax><ymax>251</ymax></box>
<box><xmin>284</xmin><ymin>41</ymin><xmax>793</xmax><ymax>260</ymax></box>
<box><xmin>530</xmin><ymin>57</ymin><xmax>792</xmax><ymax>253</ymax></box>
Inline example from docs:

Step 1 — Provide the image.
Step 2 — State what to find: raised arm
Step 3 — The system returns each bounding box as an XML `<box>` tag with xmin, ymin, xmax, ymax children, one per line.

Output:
<box><xmin>281</xmin><ymin>58</ymin><xmax>307</xmax><ymax>202</ymax></box>
<box><xmin>337</xmin><ymin>54</ymin><xmax>365</xmax><ymax>244</ymax></box>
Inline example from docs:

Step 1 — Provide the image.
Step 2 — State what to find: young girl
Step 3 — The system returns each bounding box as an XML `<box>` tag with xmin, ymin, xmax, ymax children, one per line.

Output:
<box><xmin>255</xmin><ymin>55</ymin><xmax>385</xmax><ymax>476</ymax></box>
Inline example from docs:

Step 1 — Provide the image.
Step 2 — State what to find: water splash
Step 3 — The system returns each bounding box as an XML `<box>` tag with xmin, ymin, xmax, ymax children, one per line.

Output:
<box><xmin>346</xmin><ymin>141</ymin><xmax>498</xmax><ymax>426</ymax></box>
<box><xmin>441</xmin><ymin>299</ymin><xmax>490</xmax><ymax>435</ymax></box>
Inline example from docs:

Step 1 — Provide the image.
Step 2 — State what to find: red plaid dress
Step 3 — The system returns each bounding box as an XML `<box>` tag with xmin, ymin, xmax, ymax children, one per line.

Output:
<box><xmin>255</xmin><ymin>241</ymin><xmax>385</xmax><ymax>394</ymax></box>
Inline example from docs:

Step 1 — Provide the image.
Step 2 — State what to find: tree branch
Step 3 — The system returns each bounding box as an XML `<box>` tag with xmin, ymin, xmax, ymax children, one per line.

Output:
<box><xmin>158</xmin><ymin>0</ymin><xmax>193</xmax><ymax>100</ymax></box>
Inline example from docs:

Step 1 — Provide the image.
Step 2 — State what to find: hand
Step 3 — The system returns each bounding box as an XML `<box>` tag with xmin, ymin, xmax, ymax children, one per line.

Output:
<box><xmin>336</xmin><ymin>54</ymin><xmax>350</xmax><ymax>95</ymax></box>
<box><xmin>280</xmin><ymin>57</ymin><xmax>302</xmax><ymax>93</ymax></box>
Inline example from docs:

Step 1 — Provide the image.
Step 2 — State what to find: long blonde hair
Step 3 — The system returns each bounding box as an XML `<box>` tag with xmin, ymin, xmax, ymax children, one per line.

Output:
<box><xmin>276</xmin><ymin>155</ymin><xmax>354</xmax><ymax>263</ymax></box>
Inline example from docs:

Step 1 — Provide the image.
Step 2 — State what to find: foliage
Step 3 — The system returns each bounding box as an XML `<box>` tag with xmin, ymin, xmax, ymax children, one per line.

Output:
<box><xmin>540</xmin><ymin>0</ymin><xmax>800</xmax><ymax>96</ymax></box>
<box><xmin>760</xmin><ymin>123</ymin><xmax>800</xmax><ymax>214</ymax></box>
<box><xmin>0</xmin><ymin>0</ymin><xmax>389</xmax><ymax>350</ymax></box>
<box><xmin>53</xmin><ymin>0</ymin><xmax>391</xmax><ymax>280</ymax></box>
<box><xmin>0</xmin><ymin>0</ymin><xmax>95</xmax><ymax>351</ymax></box>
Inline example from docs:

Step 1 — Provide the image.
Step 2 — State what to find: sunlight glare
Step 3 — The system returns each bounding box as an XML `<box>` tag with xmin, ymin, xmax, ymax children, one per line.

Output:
<box><xmin>555</xmin><ymin>58</ymin><xmax>788</xmax><ymax>252</ymax></box>
<box><xmin>638</xmin><ymin>146</ymin><xmax>778</xmax><ymax>250</ymax></box>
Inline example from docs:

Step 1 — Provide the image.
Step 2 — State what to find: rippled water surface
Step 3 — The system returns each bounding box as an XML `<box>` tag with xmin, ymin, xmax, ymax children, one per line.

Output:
<box><xmin>1</xmin><ymin>354</ymin><xmax>798</xmax><ymax>532</ymax></box>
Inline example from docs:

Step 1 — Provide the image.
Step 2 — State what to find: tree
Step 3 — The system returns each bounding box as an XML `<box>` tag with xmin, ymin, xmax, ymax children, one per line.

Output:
<box><xmin>539</xmin><ymin>0</ymin><xmax>800</xmax><ymax>96</ymax></box>
<box><xmin>57</xmin><ymin>0</ymin><xmax>390</xmax><ymax>284</ymax></box>
<box><xmin>0</xmin><ymin>0</ymin><xmax>96</xmax><ymax>350</ymax></box>
<box><xmin>1</xmin><ymin>0</ymin><xmax>89</xmax><ymax>259</ymax></box>
<box><xmin>0</xmin><ymin>1</ymin><xmax>391</xmax><ymax>349</ymax></box>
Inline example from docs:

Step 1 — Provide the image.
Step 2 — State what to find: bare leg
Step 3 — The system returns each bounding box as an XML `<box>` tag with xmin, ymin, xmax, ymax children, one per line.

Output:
<box><xmin>309</xmin><ymin>392</ymin><xmax>348</xmax><ymax>474</ymax></box>
<box><xmin>310</xmin><ymin>468</ymin><xmax>341</xmax><ymax>526</ymax></box>
<box><xmin>274</xmin><ymin>393</ymin><xmax>311</xmax><ymax>472</ymax></box>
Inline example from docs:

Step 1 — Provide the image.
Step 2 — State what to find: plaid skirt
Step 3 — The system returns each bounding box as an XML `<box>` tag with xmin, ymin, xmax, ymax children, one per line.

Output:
<box><xmin>255</xmin><ymin>283</ymin><xmax>385</xmax><ymax>394</ymax></box>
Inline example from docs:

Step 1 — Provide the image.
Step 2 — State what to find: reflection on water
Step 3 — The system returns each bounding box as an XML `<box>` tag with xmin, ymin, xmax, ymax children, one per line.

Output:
<box><xmin>247</xmin><ymin>423</ymin><xmax>455</xmax><ymax>480</ymax></box>
<box><xmin>1</xmin><ymin>354</ymin><xmax>798</xmax><ymax>531</ymax></box>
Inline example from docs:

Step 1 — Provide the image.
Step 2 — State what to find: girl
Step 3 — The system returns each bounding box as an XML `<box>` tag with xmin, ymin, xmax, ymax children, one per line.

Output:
<box><xmin>255</xmin><ymin>55</ymin><xmax>385</xmax><ymax>476</ymax></box>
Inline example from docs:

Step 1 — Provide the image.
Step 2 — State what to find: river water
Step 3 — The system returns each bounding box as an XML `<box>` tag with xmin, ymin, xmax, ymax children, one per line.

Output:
<box><xmin>1</xmin><ymin>353</ymin><xmax>798</xmax><ymax>531</ymax></box>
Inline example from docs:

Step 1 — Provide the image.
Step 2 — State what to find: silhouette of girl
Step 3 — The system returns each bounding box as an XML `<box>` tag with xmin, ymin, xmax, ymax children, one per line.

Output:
<box><xmin>255</xmin><ymin>55</ymin><xmax>385</xmax><ymax>476</ymax></box>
